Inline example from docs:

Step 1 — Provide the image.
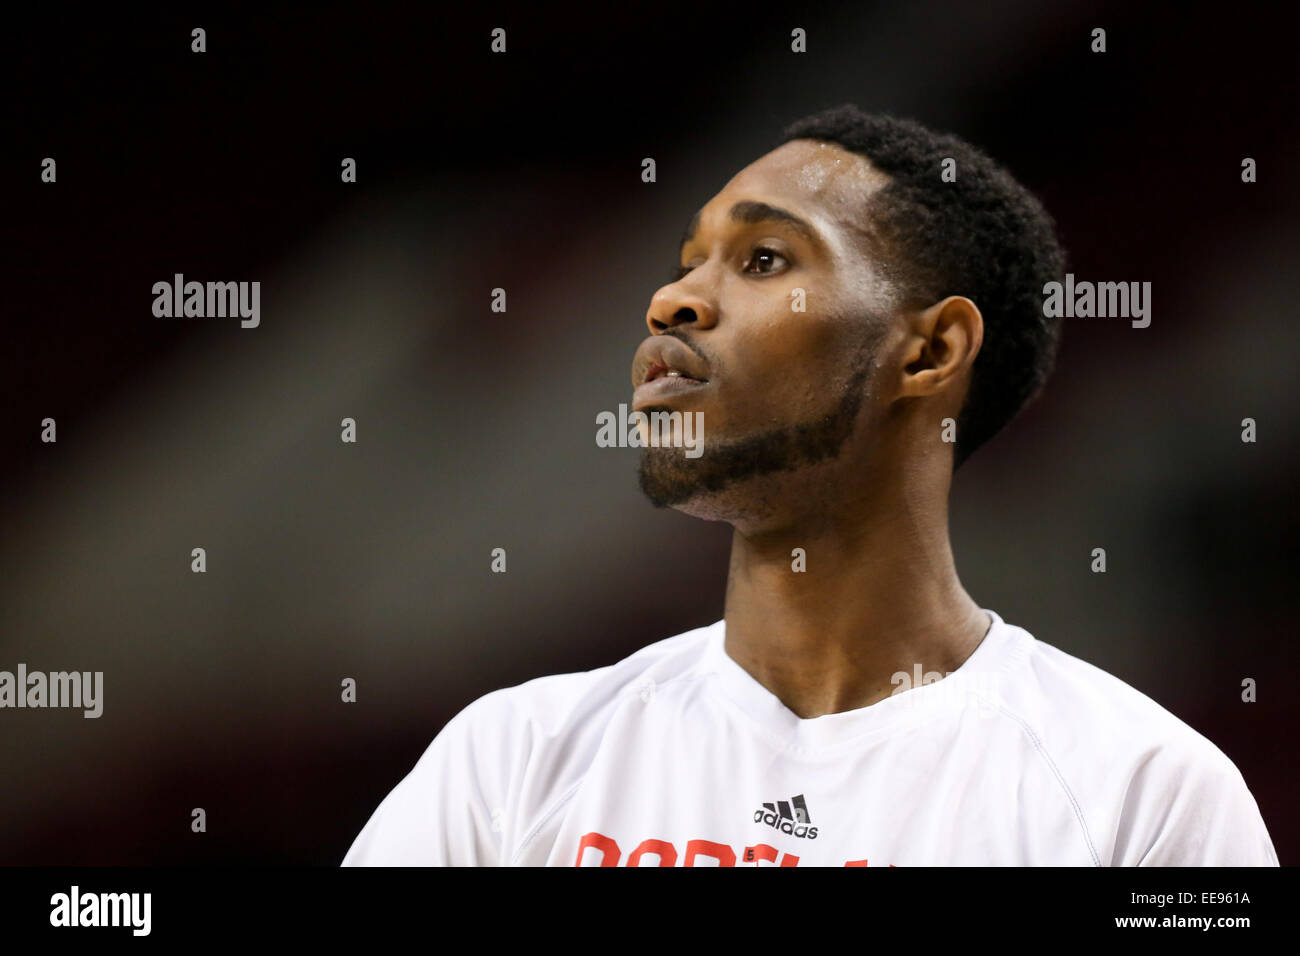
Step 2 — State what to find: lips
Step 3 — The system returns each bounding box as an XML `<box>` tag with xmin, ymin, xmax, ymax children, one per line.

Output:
<box><xmin>631</xmin><ymin>336</ymin><xmax>710</xmax><ymax>388</ymax></box>
<box><xmin>631</xmin><ymin>335</ymin><xmax>711</xmax><ymax>410</ymax></box>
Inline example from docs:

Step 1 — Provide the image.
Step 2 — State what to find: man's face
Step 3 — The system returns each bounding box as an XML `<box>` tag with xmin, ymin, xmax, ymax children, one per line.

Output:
<box><xmin>631</xmin><ymin>139</ymin><xmax>900</xmax><ymax>520</ymax></box>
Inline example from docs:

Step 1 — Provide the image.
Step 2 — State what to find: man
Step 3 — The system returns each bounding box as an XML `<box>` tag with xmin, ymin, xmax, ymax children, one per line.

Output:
<box><xmin>343</xmin><ymin>105</ymin><xmax>1278</xmax><ymax>866</ymax></box>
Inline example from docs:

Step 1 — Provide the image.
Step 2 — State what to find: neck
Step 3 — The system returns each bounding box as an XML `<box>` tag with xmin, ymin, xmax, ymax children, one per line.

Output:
<box><xmin>720</xmin><ymin>448</ymin><xmax>988</xmax><ymax>719</ymax></box>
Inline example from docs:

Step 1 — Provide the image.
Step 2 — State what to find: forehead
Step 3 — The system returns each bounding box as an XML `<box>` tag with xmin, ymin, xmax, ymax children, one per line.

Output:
<box><xmin>728</xmin><ymin>139</ymin><xmax>889</xmax><ymax>204</ymax></box>
<box><xmin>703</xmin><ymin>139</ymin><xmax>891</xmax><ymax>248</ymax></box>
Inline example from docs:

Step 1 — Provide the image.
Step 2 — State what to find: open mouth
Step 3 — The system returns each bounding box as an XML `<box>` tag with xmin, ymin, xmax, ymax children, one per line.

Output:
<box><xmin>644</xmin><ymin>362</ymin><xmax>707</xmax><ymax>385</ymax></box>
<box><xmin>633</xmin><ymin>365</ymin><xmax>710</xmax><ymax>410</ymax></box>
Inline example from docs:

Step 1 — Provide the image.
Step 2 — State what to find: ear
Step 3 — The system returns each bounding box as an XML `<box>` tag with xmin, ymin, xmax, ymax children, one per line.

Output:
<box><xmin>897</xmin><ymin>295</ymin><xmax>983</xmax><ymax>399</ymax></box>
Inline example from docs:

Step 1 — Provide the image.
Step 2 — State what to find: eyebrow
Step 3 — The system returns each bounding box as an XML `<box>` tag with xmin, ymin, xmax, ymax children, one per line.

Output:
<box><xmin>678</xmin><ymin>200</ymin><xmax>822</xmax><ymax>256</ymax></box>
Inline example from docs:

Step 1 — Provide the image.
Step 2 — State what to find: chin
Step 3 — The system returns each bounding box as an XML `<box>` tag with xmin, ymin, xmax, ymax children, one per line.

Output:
<box><xmin>637</xmin><ymin>453</ymin><xmax>777</xmax><ymax>525</ymax></box>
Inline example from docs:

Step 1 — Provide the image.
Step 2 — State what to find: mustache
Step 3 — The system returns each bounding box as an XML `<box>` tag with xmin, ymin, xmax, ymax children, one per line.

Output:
<box><xmin>660</xmin><ymin>330</ymin><xmax>713</xmax><ymax>370</ymax></box>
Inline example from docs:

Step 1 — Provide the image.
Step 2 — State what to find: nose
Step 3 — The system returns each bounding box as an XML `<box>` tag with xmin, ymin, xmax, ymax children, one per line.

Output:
<box><xmin>645</xmin><ymin>280</ymin><xmax>718</xmax><ymax>334</ymax></box>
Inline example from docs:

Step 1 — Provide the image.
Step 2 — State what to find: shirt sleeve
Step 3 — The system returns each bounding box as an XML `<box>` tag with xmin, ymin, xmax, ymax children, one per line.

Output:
<box><xmin>341</xmin><ymin>698</ymin><xmax>508</xmax><ymax>866</ymax></box>
<box><xmin>1122</xmin><ymin>744</ymin><xmax>1278</xmax><ymax>866</ymax></box>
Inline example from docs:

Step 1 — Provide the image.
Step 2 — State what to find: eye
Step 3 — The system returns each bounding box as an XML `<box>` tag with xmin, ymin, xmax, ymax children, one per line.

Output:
<box><xmin>743</xmin><ymin>246</ymin><xmax>788</xmax><ymax>275</ymax></box>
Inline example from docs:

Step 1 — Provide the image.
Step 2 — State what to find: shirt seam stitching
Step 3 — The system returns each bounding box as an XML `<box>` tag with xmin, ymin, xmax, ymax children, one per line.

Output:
<box><xmin>506</xmin><ymin>670</ymin><xmax>716</xmax><ymax>865</ymax></box>
<box><xmin>980</xmin><ymin>694</ymin><xmax>1103</xmax><ymax>866</ymax></box>
<box><xmin>510</xmin><ymin>775</ymin><xmax>587</xmax><ymax>866</ymax></box>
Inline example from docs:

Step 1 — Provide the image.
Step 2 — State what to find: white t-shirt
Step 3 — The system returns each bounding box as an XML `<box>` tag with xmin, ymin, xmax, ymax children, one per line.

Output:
<box><xmin>342</xmin><ymin>610</ymin><xmax>1278</xmax><ymax>866</ymax></box>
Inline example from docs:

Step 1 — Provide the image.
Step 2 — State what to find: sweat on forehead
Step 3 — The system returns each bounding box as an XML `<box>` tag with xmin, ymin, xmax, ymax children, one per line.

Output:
<box><xmin>732</xmin><ymin>139</ymin><xmax>893</xmax><ymax>207</ymax></box>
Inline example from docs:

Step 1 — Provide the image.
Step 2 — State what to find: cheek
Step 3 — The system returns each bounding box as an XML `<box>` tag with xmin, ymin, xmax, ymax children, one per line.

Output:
<box><xmin>722</xmin><ymin>304</ymin><xmax>848</xmax><ymax>422</ymax></box>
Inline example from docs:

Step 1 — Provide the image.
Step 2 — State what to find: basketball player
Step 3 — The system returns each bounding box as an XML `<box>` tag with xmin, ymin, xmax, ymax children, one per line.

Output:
<box><xmin>343</xmin><ymin>106</ymin><xmax>1278</xmax><ymax>866</ymax></box>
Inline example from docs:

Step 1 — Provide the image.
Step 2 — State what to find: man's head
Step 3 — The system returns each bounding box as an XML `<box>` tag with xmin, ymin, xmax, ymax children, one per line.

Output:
<box><xmin>632</xmin><ymin>105</ymin><xmax>1065</xmax><ymax>525</ymax></box>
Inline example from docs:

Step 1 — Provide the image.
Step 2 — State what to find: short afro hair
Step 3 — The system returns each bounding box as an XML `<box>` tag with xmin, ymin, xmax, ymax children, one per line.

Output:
<box><xmin>779</xmin><ymin>105</ymin><xmax>1066</xmax><ymax>469</ymax></box>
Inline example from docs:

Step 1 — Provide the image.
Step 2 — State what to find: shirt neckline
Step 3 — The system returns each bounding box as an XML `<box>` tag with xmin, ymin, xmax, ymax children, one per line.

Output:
<box><xmin>701</xmin><ymin>608</ymin><xmax>1022</xmax><ymax>752</ymax></box>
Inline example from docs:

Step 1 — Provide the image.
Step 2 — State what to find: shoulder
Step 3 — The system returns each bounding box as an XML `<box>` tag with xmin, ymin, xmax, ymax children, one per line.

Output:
<box><xmin>454</xmin><ymin>619</ymin><xmax>719</xmax><ymax>743</ymax></box>
<box><xmin>420</xmin><ymin>619</ymin><xmax>720</xmax><ymax>819</ymax></box>
<box><xmin>993</xmin><ymin>618</ymin><xmax>1276</xmax><ymax>865</ymax></box>
<box><xmin>343</xmin><ymin>621</ymin><xmax>721</xmax><ymax>865</ymax></box>
<box><xmin>1010</xmin><ymin>626</ymin><xmax>1235</xmax><ymax>776</ymax></box>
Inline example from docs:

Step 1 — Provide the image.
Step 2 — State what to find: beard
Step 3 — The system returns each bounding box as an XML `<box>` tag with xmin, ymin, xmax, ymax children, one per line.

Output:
<box><xmin>636</xmin><ymin>361</ymin><xmax>873</xmax><ymax>510</ymax></box>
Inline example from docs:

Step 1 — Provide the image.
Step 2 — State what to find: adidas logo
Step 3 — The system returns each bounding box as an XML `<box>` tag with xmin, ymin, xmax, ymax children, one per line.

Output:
<box><xmin>753</xmin><ymin>793</ymin><xmax>818</xmax><ymax>839</ymax></box>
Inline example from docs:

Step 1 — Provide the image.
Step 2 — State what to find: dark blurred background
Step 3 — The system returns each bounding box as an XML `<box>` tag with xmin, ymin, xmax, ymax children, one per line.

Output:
<box><xmin>1</xmin><ymin>1</ymin><xmax>1296</xmax><ymax>864</ymax></box>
